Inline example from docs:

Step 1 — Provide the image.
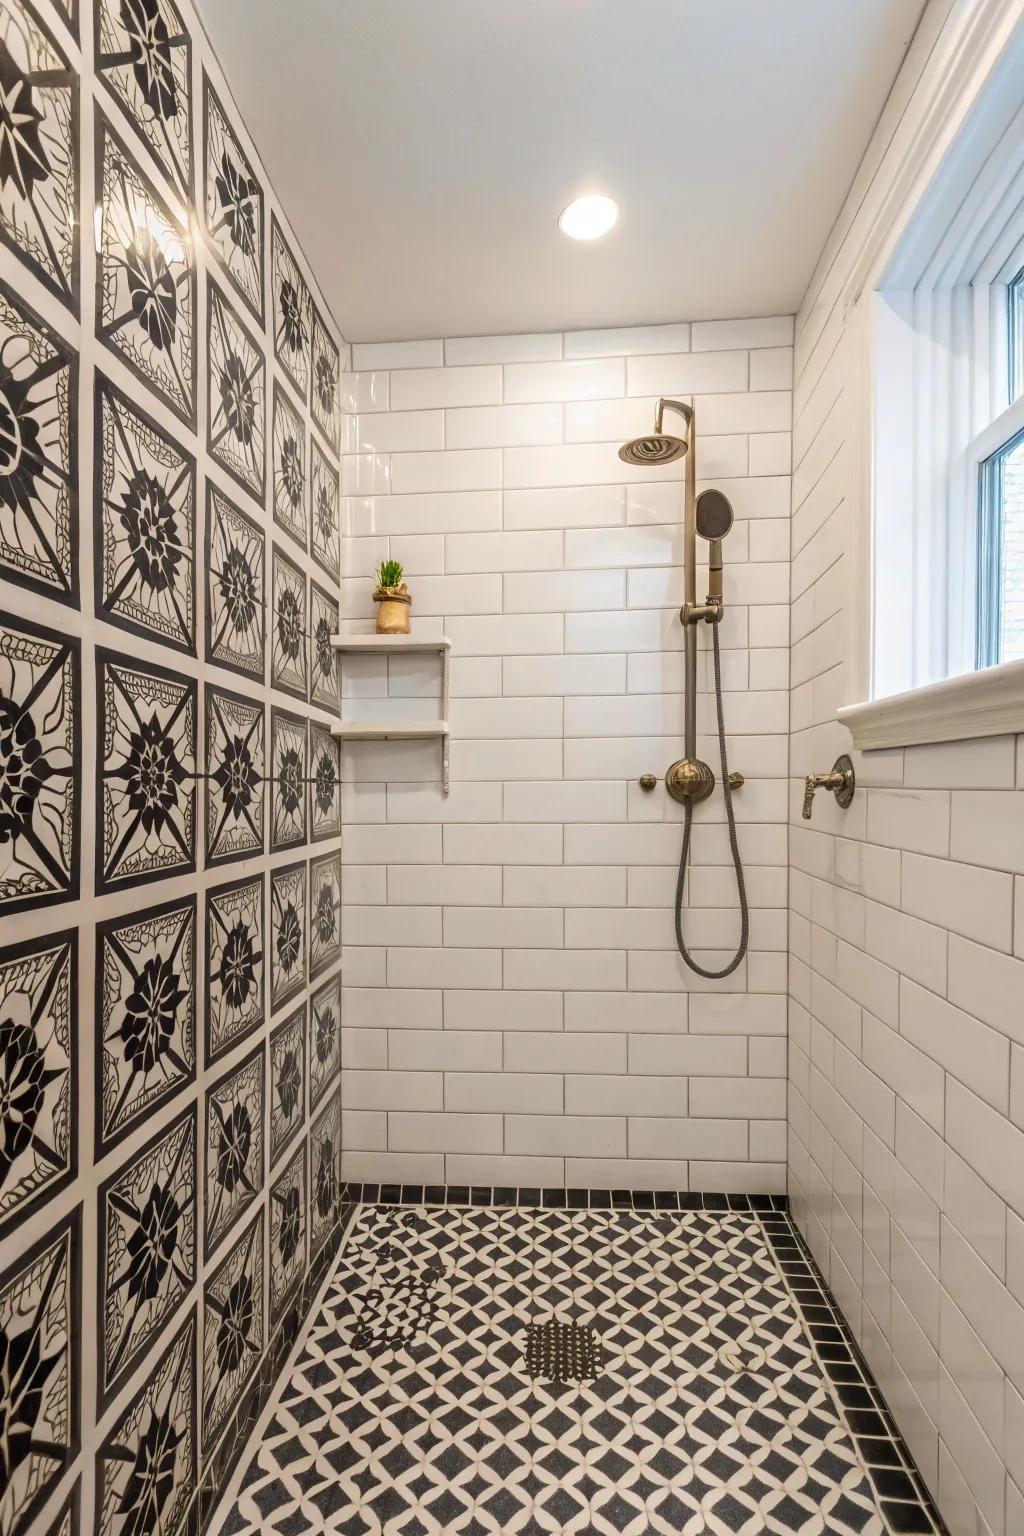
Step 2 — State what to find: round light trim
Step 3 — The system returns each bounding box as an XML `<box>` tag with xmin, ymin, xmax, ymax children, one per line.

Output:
<box><xmin>558</xmin><ymin>194</ymin><xmax>619</xmax><ymax>241</ymax></box>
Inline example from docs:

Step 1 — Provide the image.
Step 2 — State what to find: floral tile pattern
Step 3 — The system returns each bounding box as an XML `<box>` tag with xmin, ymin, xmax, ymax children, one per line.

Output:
<box><xmin>98</xmin><ymin>1103</ymin><xmax>196</xmax><ymax>1409</ymax></box>
<box><xmin>270</xmin><ymin>706</ymin><xmax>307</xmax><ymax>850</ymax></box>
<box><xmin>94</xmin><ymin>0</ymin><xmax>192</xmax><ymax>197</ymax></box>
<box><xmin>203</xmin><ymin>72</ymin><xmax>263</xmax><ymax>323</ymax></box>
<box><xmin>271</xmin><ymin>545</ymin><xmax>307</xmax><ymax>701</ymax></box>
<box><xmin>208</xmin><ymin>279</ymin><xmax>265</xmax><ymax>501</ymax></box>
<box><xmin>308</xmin><ymin>1089</ymin><xmax>340</xmax><ymax>1257</ymax></box>
<box><xmin>205</xmin><ymin>482</ymin><xmax>265</xmax><ymax>681</ymax></box>
<box><xmin>272</xmin><ymin>379</ymin><xmax>307</xmax><ymax>551</ymax></box>
<box><xmin>309</xmin><ymin>436</ymin><xmax>339</xmax><ymax>581</ymax></box>
<box><xmin>269</xmin><ymin>1003</ymin><xmax>304</xmax><ymax>1166</ymax></box>
<box><xmin>0</xmin><ymin>0</ymin><xmax>78</xmax><ymax>311</ymax></box>
<box><xmin>0</xmin><ymin>929</ymin><xmax>76</xmax><ymax>1238</ymax></box>
<box><xmin>95</xmin><ymin>373</ymin><xmax>196</xmax><ymax>653</ymax></box>
<box><xmin>202</xmin><ymin>1208</ymin><xmax>264</xmax><ymax>1455</ymax></box>
<box><xmin>0</xmin><ymin>611</ymin><xmax>80</xmax><ymax>914</ymax></box>
<box><xmin>204</xmin><ymin>684</ymin><xmax>264</xmax><ymax>866</ymax></box>
<box><xmin>308</xmin><ymin>848</ymin><xmax>341</xmax><ymax>981</ymax></box>
<box><xmin>96</xmin><ymin>649</ymin><xmax>197</xmax><ymax>894</ymax></box>
<box><xmin>271</xmin><ymin>214</ymin><xmax>310</xmax><ymax>401</ymax></box>
<box><xmin>0</xmin><ymin>1205</ymin><xmax>80</xmax><ymax>1536</ymax></box>
<box><xmin>309</xmin><ymin>721</ymin><xmax>341</xmax><ymax>843</ymax></box>
<box><xmin>0</xmin><ymin>278</ymin><xmax>78</xmax><ymax>605</ymax></box>
<box><xmin>95</xmin><ymin>111</ymin><xmax>195</xmax><ymax>426</ymax></box>
<box><xmin>206</xmin><ymin>873</ymin><xmax>265</xmax><ymax>1067</ymax></box>
<box><xmin>96</xmin><ymin>894</ymin><xmax>195</xmax><ymax>1155</ymax></box>
<box><xmin>270</xmin><ymin>861</ymin><xmax>306</xmax><ymax>1014</ymax></box>
<box><xmin>307</xmin><ymin>971</ymin><xmax>339</xmax><ymax>1113</ymax></box>
<box><xmin>268</xmin><ymin>1136</ymin><xmax>305</xmax><ymax>1323</ymax></box>
<box><xmin>0</xmin><ymin>5</ymin><xmax>341</xmax><ymax>1534</ymax></box>
<box><xmin>309</xmin><ymin>305</ymin><xmax>339</xmax><ymax>453</ymax></box>
<box><xmin>95</xmin><ymin>1307</ymin><xmax>196</xmax><ymax>1536</ymax></box>
<box><xmin>204</xmin><ymin>1042</ymin><xmax>263</xmax><ymax>1258</ymax></box>
<box><xmin>308</xmin><ymin>581</ymin><xmax>339</xmax><ymax>714</ymax></box>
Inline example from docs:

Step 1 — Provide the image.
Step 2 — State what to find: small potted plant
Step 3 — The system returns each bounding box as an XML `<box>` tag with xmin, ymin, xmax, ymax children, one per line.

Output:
<box><xmin>373</xmin><ymin>559</ymin><xmax>411</xmax><ymax>635</ymax></box>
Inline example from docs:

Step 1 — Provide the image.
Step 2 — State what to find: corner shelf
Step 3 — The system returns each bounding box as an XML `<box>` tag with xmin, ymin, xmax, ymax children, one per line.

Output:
<box><xmin>333</xmin><ymin>721</ymin><xmax>449</xmax><ymax>740</ymax></box>
<box><xmin>330</xmin><ymin>633</ymin><xmax>452</xmax><ymax>793</ymax></box>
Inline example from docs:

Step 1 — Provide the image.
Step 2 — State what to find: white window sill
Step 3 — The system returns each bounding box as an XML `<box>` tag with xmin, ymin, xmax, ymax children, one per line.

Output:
<box><xmin>837</xmin><ymin>658</ymin><xmax>1024</xmax><ymax>751</ymax></box>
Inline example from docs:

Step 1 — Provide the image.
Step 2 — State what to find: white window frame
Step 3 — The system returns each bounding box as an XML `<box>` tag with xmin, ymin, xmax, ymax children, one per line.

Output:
<box><xmin>972</xmin><ymin>394</ymin><xmax>1024</xmax><ymax>668</ymax></box>
<box><xmin>838</xmin><ymin>13</ymin><xmax>1024</xmax><ymax>750</ymax></box>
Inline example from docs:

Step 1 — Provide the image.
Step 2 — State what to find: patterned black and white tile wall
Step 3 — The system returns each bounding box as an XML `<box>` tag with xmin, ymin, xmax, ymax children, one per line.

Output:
<box><xmin>0</xmin><ymin>6</ymin><xmax>346</xmax><ymax>1536</ymax></box>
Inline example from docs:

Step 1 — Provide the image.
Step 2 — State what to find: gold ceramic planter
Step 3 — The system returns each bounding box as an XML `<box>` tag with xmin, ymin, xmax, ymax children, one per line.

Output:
<box><xmin>373</xmin><ymin>587</ymin><xmax>411</xmax><ymax>634</ymax></box>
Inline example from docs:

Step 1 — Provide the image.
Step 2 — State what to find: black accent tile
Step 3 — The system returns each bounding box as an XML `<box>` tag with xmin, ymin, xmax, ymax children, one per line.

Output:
<box><xmin>881</xmin><ymin>1501</ymin><xmax>937</xmax><ymax>1533</ymax></box>
<box><xmin>869</xmin><ymin>1467</ymin><xmax>921</xmax><ymax>1501</ymax></box>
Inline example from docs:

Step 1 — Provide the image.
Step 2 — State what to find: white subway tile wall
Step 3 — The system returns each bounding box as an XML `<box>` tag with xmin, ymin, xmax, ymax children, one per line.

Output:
<box><xmin>340</xmin><ymin>319</ymin><xmax>793</xmax><ymax>1194</ymax></box>
<box><xmin>788</xmin><ymin>11</ymin><xmax>1024</xmax><ymax>1531</ymax></box>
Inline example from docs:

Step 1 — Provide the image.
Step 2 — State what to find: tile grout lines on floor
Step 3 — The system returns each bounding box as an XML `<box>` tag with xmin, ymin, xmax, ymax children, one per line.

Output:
<box><xmin>210</xmin><ymin>1197</ymin><xmax>947</xmax><ymax>1536</ymax></box>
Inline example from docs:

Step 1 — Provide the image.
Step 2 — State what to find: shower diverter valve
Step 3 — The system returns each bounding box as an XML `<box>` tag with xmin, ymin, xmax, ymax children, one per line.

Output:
<box><xmin>665</xmin><ymin>757</ymin><xmax>715</xmax><ymax>804</ymax></box>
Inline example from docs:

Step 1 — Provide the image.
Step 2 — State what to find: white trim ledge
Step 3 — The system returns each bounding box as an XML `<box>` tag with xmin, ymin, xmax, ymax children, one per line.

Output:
<box><xmin>838</xmin><ymin>658</ymin><xmax>1024</xmax><ymax>751</ymax></box>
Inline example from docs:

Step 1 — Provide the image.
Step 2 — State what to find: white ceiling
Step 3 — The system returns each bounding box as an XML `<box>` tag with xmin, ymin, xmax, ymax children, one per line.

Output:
<box><xmin>198</xmin><ymin>0</ymin><xmax>928</xmax><ymax>343</ymax></box>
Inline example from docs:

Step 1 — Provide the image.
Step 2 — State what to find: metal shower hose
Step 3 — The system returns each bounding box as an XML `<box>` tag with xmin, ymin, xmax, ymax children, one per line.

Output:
<box><xmin>674</xmin><ymin>620</ymin><xmax>749</xmax><ymax>978</ymax></box>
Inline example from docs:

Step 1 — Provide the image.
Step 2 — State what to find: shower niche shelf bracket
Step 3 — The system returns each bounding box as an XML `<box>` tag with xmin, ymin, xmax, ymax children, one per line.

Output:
<box><xmin>330</xmin><ymin>633</ymin><xmax>452</xmax><ymax>794</ymax></box>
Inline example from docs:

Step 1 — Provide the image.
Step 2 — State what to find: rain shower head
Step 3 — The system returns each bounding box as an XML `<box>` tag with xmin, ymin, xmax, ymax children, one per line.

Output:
<box><xmin>617</xmin><ymin>432</ymin><xmax>686</xmax><ymax>467</ymax></box>
<box><xmin>618</xmin><ymin>397</ymin><xmax>692</xmax><ymax>467</ymax></box>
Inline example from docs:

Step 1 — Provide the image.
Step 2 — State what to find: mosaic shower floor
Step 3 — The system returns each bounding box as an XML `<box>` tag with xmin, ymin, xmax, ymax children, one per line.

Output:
<box><xmin>215</xmin><ymin>1199</ymin><xmax>944</xmax><ymax>1536</ymax></box>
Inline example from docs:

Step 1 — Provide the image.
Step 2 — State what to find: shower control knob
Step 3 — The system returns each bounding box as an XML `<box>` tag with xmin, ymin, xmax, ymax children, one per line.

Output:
<box><xmin>802</xmin><ymin>755</ymin><xmax>855</xmax><ymax>820</ymax></box>
<box><xmin>638</xmin><ymin>773</ymin><xmax>659</xmax><ymax>792</ymax></box>
<box><xmin>665</xmin><ymin>757</ymin><xmax>715</xmax><ymax>804</ymax></box>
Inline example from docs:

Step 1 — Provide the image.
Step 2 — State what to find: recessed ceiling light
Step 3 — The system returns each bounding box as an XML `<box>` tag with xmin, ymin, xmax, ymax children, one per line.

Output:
<box><xmin>558</xmin><ymin>194</ymin><xmax>619</xmax><ymax>241</ymax></box>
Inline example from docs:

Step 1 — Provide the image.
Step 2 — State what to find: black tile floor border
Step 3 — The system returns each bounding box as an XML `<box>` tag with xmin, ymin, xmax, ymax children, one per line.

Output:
<box><xmin>341</xmin><ymin>1180</ymin><xmax>790</xmax><ymax>1213</ymax></box>
<box><xmin>759</xmin><ymin>1211</ymin><xmax>948</xmax><ymax>1535</ymax></box>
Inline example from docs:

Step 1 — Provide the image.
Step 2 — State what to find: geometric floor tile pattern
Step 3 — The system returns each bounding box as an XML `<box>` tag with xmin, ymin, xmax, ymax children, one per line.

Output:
<box><xmin>214</xmin><ymin>1203</ymin><xmax>946</xmax><ymax>1536</ymax></box>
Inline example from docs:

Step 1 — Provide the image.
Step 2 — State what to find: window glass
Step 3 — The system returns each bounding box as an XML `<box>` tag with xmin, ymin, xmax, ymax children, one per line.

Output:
<box><xmin>978</xmin><ymin>427</ymin><xmax>1024</xmax><ymax>666</ymax></box>
<box><xmin>1012</xmin><ymin>266</ymin><xmax>1024</xmax><ymax>403</ymax></box>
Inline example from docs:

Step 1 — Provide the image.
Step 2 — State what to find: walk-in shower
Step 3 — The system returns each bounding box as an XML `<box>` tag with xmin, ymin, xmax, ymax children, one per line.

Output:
<box><xmin>620</xmin><ymin>398</ymin><xmax>748</xmax><ymax>978</ymax></box>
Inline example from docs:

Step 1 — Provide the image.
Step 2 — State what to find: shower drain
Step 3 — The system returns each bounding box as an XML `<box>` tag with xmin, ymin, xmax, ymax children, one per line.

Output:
<box><xmin>525</xmin><ymin>1320</ymin><xmax>603</xmax><ymax>1382</ymax></box>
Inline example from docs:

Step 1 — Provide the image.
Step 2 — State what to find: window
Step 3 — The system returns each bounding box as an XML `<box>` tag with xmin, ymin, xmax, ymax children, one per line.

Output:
<box><xmin>977</xmin><ymin>423</ymin><xmax>1024</xmax><ymax>667</ymax></box>
<box><xmin>858</xmin><ymin>37</ymin><xmax>1024</xmax><ymax>706</ymax></box>
<box><xmin>1011</xmin><ymin>265</ymin><xmax>1024</xmax><ymax>402</ymax></box>
<box><xmin>975</xmin><ymin>273</ymin><xmax>1024</xmax><ymax>669</ymax></box>
<box><xmin>837</xmin><ymin>12</ymin><xmax>1024</xmax><ymax>751</ymax></box>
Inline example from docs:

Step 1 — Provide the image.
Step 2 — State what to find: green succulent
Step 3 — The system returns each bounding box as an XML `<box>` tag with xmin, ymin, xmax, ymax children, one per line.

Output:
<box><xmin>375</xmin><ymin>559</ymin><xmax>404</xmax><ymax>589</ymax></box>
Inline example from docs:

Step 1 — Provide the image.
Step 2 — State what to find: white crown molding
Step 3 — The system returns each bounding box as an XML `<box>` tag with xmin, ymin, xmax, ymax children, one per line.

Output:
<box><xmin>838</xmin><ymin>656</ymin><xmax>1024</xmax><ymax>749</ymax></box>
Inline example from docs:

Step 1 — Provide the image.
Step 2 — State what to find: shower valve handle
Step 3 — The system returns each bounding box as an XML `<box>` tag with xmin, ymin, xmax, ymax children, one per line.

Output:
<box><xmin>802</xmin><ymin>755</ymin><xmax>856</xmax><ymax>819</ymax></box>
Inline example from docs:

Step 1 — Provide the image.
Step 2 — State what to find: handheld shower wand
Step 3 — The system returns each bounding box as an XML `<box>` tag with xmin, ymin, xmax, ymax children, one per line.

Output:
<box><xmin>619</xmin><ymin>401</ymin><xmax>749</xmax><ymax>979</ymax></box>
